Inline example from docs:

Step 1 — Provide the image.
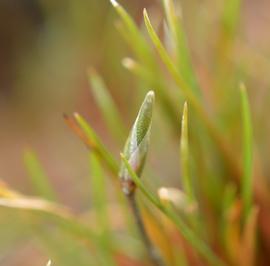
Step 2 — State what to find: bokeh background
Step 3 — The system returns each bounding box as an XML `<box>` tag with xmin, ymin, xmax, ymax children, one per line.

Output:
<box><xmin>1</xmin><ymin>0</ymin><xmax>270</xmax><ymax>265</ymax></box>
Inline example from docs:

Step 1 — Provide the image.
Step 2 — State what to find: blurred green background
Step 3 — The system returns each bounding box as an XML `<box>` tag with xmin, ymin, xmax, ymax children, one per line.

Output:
<box><xmin>1</xmin><ymin>0</ymin><xmax>270</xmax><ymax>265</ymax></box>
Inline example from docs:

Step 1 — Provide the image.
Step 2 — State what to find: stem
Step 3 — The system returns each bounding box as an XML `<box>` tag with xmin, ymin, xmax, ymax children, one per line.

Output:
<box><xmin>127</xmin><ymin>194</ymin><xmax>165</xmax><ymax>266</ymax></box>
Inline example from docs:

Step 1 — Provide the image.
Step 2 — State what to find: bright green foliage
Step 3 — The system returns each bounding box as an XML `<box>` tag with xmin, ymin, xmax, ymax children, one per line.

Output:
<box><xmin>0</xmin><ymin>0</ymin><xmax>266</xmax><ymax>265</ymax></box>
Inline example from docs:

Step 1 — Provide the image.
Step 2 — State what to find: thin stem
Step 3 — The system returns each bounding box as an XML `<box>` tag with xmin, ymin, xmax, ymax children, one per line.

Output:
<box><xmin>127</xmin><ymin>194</ymin><xmax>165</xmax><ymax>266</ymax></box>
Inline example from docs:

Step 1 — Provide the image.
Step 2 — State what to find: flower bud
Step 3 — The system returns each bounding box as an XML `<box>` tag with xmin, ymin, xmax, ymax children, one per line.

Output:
<box><xmin>119</xmin><ymin>91</ymin><xmax>155</xmax><ymax>195</ymax></box>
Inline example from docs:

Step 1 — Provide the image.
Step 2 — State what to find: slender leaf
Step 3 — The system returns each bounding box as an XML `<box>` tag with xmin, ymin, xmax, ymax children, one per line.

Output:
<box><xmin>88</xmin><ymin>69</ymin><xmax>126</xmax><ymax>142</ymax></box>
<box><xmin>89</xmin><ymin>152</ymin><xmax>116</xmax><ymax>266</ymax></box>
<box><xmin>143</xmin><ymin>7</ymin><xmax>241</xmax><ymax>182</ymax></box>
<box><xmin>71</xmin><ymin>113</ymin><xmax>119</xmax><ymax>175</ymax></box>
<box><xmin>23</xmin><ymin>150</ymin><xmax>56</xmax><ymax>201</ymax></box>
<box><xmin>240</xmin><ymin>83</ymin><xmax>253</xmax><ymax>221</ymax></box>
<box><xmin>120</xmin><ymin>154</ymin><xmax>226</xmax><ymax>266</ymax></box>
<box><xmin>180</xmin><ymin>102</ymin><xmax>194</xmax><ymax>201</ymax></box>
<box><xmin>162</xmin><ymin>0</ymin><xmax>200</xmax><ymax>95</ymax></box>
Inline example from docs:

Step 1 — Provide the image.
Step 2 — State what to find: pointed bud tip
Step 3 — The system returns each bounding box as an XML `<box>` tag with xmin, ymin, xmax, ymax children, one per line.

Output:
<box><xmin>143</xmin><ymin>8</ymin><xmax>148</xmax><ymax>17</ymax></box>
<box><xmin>73</xmin><ymin>112</ymin><xmax>80</xmax><ymax>119</ymax></box>
<box><xmin>158</xmin><ymin>187</ymin><xmax>169</xmax><ymax>200</ymax></box>
<box><xmin>146</xmin><ymin>90</ymin><xmax>155</xmax><ymax>100</ymax></box>
<box><xmin>122</xmin><ymin>57</ymin><xmax>135</xmax><ymax>69</ymax></box>
<box><xmin>239</xmin><ymin>82</ymin><xmax>246</xmax><ymax>92</ymax></box>
<box><xmin>110</xmin><ymin>0</ymin><xmax>119</xmax><ymax>7</ymax></box>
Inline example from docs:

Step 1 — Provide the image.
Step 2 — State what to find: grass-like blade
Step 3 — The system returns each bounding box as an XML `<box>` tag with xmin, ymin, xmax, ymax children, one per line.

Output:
<box><xmin>144</xmin><ymin>8</ymin><xmax>242</xmax><ymax>183</ymax></box>
<box><xmin>143</xmin><ymin>8</ymin><xmax>198</xmax><ymax>108</ymax></box>
<box><xmin>240</xmin><ymin>83</ymin><xmax>253</xmax><ymax>221</ymax></box>
<box><xmin>90</xmin><ymin>152</ymin><xmax>116</xmax><ymax>266</ymax></box>
<box><xmin>180</xmin><ymin>102</ymin><xmax>194</xmax><ymax>201</ymax></box>
<box><xmin>23</xmin><ymin>149</ymin><xmax>56</xmax><ymax>201</ymax></box>
<box><xmin>222</xmin><ymin>0</ymin><xmax>242</xmax><ymax>38</ymax></box>
<box><xmin>65</xmin><ymin>113</ymin><xmax>118</xmax><ymax>176</ymax></box>
<box><xmin>120</xmin><ymin>154</ymin><xmax>227</xmax><ymax>266</ymax></box>
<box><xmin>162</xmin><ymin>0</ymin><xmax>200</xmax><ymax>96</ymax></box>
<box><xmin>88</xmin><ymin>69</ymin><xmax>126</xmax><ymax>142</ymax></box>
<box><xmin>122</xmin><ymin>57</ymin><xmax>180</xmax><ymax>129</ymax></box>
<box><xmin>111</xmin><ymin>1</ymin><xmax>180</xmax><ymax>132</ymax></box>
<box><xmin>110</xmin><ymin>0</ymin><xmax>153</xmax><ymax>66</ymax></box>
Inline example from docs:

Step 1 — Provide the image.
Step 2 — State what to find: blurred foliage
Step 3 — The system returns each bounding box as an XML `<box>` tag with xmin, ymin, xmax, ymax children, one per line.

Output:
<box><xmin>0</xmin><ymin>0</ymin><xmax>270</xmax><ymax>265</ymax></box>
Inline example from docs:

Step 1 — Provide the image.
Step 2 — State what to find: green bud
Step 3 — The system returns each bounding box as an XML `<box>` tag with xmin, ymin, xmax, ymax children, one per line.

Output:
<box><xmin>119</xmin><ymin>90</ymin><xmax>155</xmax><ymax>195</ymax></box>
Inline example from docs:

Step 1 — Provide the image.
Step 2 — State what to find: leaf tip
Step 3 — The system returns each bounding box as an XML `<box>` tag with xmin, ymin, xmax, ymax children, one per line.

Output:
<box><xmin>73</xmin><ymin>112</ymin><xmax>80</xmax><ymax>120</ymax></box>
<box><xmin>239</xmin><ymin>81</ymin><xmax>246</xmax><ymax>93</ymax></box>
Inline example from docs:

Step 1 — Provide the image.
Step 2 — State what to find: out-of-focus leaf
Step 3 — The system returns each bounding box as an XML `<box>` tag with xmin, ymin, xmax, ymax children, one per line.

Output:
<box><xmin>180</xmin><ymin>102</ymin><xmax>195</xmax><ymax>201</ymax></box>
<box><xmin>222</xmin><ymin>0</ymin><xmax>242</xmax><ymax>38</ymax></box>
<box><xmin>0</xmin><ymin>183</ymin><xmax>99</xmax><ymax>246</ymax></box>
<box><xmin>158</xmin><ymin>187</ymin><xmax>197</xmax><ymax>214</ymax></box>
<box><xmin>23</xmin><ymin>149</ymin><xmax>56</xmax><ymax>201</ymax></box>
<box><xmin>143</xmin><ymin>7</ymin><xmax>241</xmax><ymax>183</ymax></box>
<box><xmin>141</xmin><ymin>206</ymin><xmax>175</xmax><ymax>265</ymax></box>
<box><xmin>111</xmin><ymin>0</ymin><xmax>180</xmax><ymax>133</ymax></box>
<box><xmin>223</xmin><ymin>199</ymin><xmax>242</xmax><ymax>264</ymax></box>
<box><xmin>120</xmin><ymin>154</ymin><xmax>226</xmax><ymax>266</ymax></box>
<box><xmin>240</xmin><ymin>83</ymin><xmax>253</xmax><ymax>221</ymax></box>
<box><xmin>238</xmin><ymin>206</ymin><xmax>258</xmax><ymax>266</ymax></box>
<box><xmin>64</xmin><ymin>113</ymin><xmax>118</xmax><ymax>176</ymax></box>
<box><xmin>88</xmin><ymin>69</ymin><xmax>126</xmax><ymax>142</ymax></box>
<box><xmin>162</xmin><ymin>0</ymin><xmax>200</xmax><ymax>96</ymax></box>
<box><xmin>89</xmin><ymin>153</ymin><xmax>116</xmax><ymax>266</ymax></box>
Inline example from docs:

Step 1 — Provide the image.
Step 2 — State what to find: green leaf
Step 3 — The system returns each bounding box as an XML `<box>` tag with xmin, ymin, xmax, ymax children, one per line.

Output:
<box><xmin>240</xmin><ymin>83</ymin><xmax>253</xmax><ymax>221</ymax></box>
<box><xmin>23</xmin><ymin>149</ymin><xmax>56</xmax><ymax>201</ymax></box>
